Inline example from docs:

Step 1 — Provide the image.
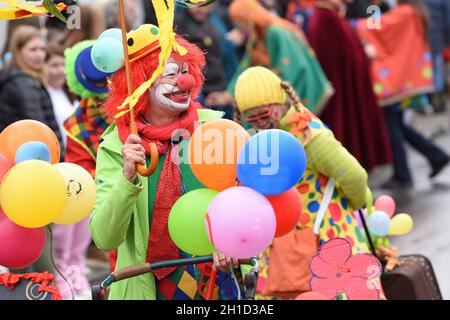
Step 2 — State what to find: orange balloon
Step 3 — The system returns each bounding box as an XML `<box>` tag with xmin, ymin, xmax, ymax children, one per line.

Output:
<box><xmin>188</xmin><ymin>119</ymin><xmax>250</xmax><ymax>191</ymax></box>
<box><xmin>0</xmin><ymin>120</ymin><xmax>60</xmax><ymax>163</ymax></box>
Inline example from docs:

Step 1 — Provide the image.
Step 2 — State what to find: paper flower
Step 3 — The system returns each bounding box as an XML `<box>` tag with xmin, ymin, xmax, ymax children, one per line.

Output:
<box><xmin>309</xmin><ymin>238</ymin><xmax>382</xmax><ymax>300</ymax></box>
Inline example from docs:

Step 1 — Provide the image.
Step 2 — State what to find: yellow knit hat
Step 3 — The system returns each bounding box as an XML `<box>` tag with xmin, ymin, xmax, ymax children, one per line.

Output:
<box><xmin>235</xmin><ymin>66</ymin><xmax>286</xmax><ymax>112</ymax></box>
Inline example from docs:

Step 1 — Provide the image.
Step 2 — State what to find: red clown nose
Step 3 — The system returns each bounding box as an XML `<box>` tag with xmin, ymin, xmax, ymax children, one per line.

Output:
<box><xmin>177</xmin><ymin>73</ymin><xmax>195</xmax><ymax>91</ymax></box>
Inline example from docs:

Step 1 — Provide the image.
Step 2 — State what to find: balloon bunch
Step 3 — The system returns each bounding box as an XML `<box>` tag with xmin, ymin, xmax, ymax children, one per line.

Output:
<box><xmin>0</xmin><ymin>120</ymin><xmax>96</xmax><ymax>269</ymax></box>
<box><xmin>168</xmin><ymin>120</ymin><xmax>307</xmax><ymax>259</ymax></box>
<box><xmin>363</xmin><ymin>195</ymin><xmax>414</xmax><ymax>238</ymax></box>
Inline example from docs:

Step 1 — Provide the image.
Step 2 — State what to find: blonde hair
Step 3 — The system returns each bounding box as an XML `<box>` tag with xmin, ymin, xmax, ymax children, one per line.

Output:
<box><xmin>9</xmin><ymin>25</ymin><xmax>46</xmax><ymax>81</ymax></box>
<box><xmin>281</xmin><ymin>81</ymin><xmax>303</xmax><ymax>112</ymax></box>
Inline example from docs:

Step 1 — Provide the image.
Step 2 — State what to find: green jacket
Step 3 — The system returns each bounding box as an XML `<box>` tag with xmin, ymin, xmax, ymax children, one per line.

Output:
<box><xmin>280</xmin><ymin>106</ymin><xmax>368</xmax><ymax>209</ymax></box>
<box><xmin>90</xmin><ymin>110</ymin><xmax>223</xmax><ymax>300</ymax></box>
<box><xmin>90</xmin><ymin>124</ymin><xmax>156</xmax><ymax>300</ymax></box>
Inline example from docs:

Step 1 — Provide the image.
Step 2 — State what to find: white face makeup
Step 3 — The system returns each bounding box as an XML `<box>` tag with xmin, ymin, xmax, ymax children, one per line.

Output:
<box><xmin>151</xmin><ymin>59</ymin><xmax>191</xmax><ymax>111</ymax></box>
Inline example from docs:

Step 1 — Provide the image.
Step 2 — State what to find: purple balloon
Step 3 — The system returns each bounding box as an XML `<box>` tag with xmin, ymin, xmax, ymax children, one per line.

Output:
<box><xmin>355</xmin><ymin>209</ymin><xmax>367</xmax><ymax>229</ymax></box>
<box><xmin>0</xmin><ymin>209</ymin><xmax>46</xmax><ymax>269</ymax></box>
<box><xmin>205</xmin><ymin>186</ymin><xmax>276</xmax><ymax>259</ymax></box>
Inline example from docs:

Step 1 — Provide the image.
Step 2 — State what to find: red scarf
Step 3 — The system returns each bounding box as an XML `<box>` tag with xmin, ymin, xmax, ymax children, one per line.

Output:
<box><xmin>117</xmin><ymin>102</ymin><xmax>201</xmax><ymax>279</ymax></box>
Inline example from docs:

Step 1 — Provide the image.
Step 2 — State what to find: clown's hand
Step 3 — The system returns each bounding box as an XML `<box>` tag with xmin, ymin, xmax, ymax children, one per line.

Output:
<box><xmin>122</xmin><ymin>134</ymin><xmax>146</xmax><ymax>183</ymax></box>
<box><xmin>213</xmin><ymin>252</ymin><xmax>240</xmax><ymax>272</ymax></box>
<box><xmin>226</xmin><ymin>28</ymin><xmax>246</xmax><ymax>46</ymax></box>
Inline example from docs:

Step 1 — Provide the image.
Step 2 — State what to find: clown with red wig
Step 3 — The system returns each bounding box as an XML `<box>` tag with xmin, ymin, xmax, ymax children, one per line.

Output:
<box><xmin>89</xmin><ymin>24</ymin><xmax>239</xmax><ymax>300</ymax></box>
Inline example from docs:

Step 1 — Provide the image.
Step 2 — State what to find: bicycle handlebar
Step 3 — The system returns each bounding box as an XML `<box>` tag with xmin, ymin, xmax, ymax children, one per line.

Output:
<box><xmin>101</xmin><ymin>256</ymin><xmax>258</xmax><ymax>289</ymax></box>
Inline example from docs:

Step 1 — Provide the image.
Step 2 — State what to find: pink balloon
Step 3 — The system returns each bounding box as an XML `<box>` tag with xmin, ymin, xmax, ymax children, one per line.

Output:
<box><xmin>374</xmin><ymin>195</ymin><xmax>396</xmax><ymax>218</ymax></box>
<box><xmin>205</xmin><ymin>186</ymin><xmax>276</xmax><ymax>259</ymax></box>
<box><xmin>0</xmin><ymin>208</ymin><xmax>46</xmax><ymax>269</ymax></box>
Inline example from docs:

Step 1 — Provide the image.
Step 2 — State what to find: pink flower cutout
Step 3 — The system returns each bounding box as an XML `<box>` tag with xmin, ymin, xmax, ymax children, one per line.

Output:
<box><xmin>309</xmin><ymin>238</ymin><xmax>382</xmax><ymax>300</ymax></box>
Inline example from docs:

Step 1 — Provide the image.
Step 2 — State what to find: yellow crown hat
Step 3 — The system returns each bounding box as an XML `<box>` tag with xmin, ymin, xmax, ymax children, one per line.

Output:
<box><xmin>127</xmin><ymin>24</ymin><xmax>162</xmax><ymax>62</ymax></box>
<box><xmin>235</xmin><ymin>66</ymin><xmax>286</xmax><ymax>113</ymax></box>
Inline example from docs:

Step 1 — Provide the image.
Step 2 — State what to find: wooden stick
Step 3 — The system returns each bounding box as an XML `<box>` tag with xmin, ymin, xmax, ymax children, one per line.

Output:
<box><xmin>118</xmin><ymin>0</ymin><xmax>136</xmax><ymax>133</ymax></box>
<box><xmin>117</xmin><ymin>0</ymin><xmax>158</xmax><ymax>177</ymax></box>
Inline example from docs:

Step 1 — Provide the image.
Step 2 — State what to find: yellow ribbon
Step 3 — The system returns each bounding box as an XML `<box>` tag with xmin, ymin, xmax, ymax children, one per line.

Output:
<box><xmin>114</xmin><ymin>0</ymin><xmax>187</xmax><ymax>119</ymax></box>
<box><xmin>0</xmin><ymin>0</ymin><xmax>64</xmax><ymax>20</ymax></box>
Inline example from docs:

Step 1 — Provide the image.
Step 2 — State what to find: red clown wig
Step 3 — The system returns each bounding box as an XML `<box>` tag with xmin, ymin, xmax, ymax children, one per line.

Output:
<box><xmin>103</xmin><ymin>36</ymin><xmax>206</xmax><ymax>126</ymax></box>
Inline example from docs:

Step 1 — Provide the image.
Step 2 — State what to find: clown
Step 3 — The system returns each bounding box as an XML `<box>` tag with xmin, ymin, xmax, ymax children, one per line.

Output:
<box><xmin>234</xmin><ymin>66</ymin><xmax>372</xmax><ymax>299</ymax></box>
<box><xmin>89</xmin><ymin>24</ymin><xmax>237</xmax><ymax>300</ymax></box>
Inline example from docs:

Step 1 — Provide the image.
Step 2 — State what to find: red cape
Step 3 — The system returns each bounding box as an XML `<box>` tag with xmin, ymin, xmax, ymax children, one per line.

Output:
<box><xmin>306</xmin><ymin>7</ymin><xmax>392</xmax><ymax>171</ymax></box>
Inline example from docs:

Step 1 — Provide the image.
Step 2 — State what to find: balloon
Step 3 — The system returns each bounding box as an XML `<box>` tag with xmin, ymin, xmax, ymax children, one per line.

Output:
<box><xmin>374</xmin><ymin>195</ymin><xmax>396</xmax><ymax>218</ymax></box>
<box><xmin>0</xmin><ymin>120</ymin><xmax>60</xmax><ymax>163</ymax></box>
<box><xmin>52</xmin><ymin>163</ymin><xmax>96</xmax><ymax>225</ymax></box>
<box><xmin>367</xmin><ymin>211</ymin><xmax>391</xmax><ymax>237</ymax></box>
<box><xmin>91</xmin><ymin>37</ymin><xmax>124</xmax><ymax>73</ymax></box>
<box><xmin>0</xmin><ymin>208</ymin><xmax>46</xmax><ymax>269</ymax></box>
<box><xmin>0</xmin><ymin>208</ymin><xmax>6</xmax><ymax>222</ymax></box>
<box><xmin>237</xmin><ymin>129</ymin><xmax>306</xmax><ymax>195</ymax></box>
<box><xmin>0</xmin><ymin>153</ymin><xmax>14</xmax><ymax>182</ymax></box>
<box><xmin>168</xmin><ymin>189</ymin><xmax>218</xmax><ymax>255</ymax></box>
<box><xmin>188</xmin><ymin>119</ymin><xmax>250</xmax><ymax>191</ymax></box>
<box><xmin>206</xmin><ymin>187</ymin><xmax>276</xmax><ymax>259</ymax></box>
<box><xmin>0</xmin><ymin>160</ymin><xmax>66</xmax><ymax>228</ymax></box>
<box><xmin>15</xmin><ymin>141</ymin><xmax>51</xmax><ymax>163</ymax></box>
<box><xmin>99</xmin><ymin>28</ymin><xmax>123</xmax><ymax>43</ymax></box>
<box><xmin>266</xmin><ymin>187</ymin><xmax>302</xmax><ymax>238</ymax></box>
<box><xmin>296</xmin><ymin>292</ymin><xmax>328</xmax><ymax>300</ymax></box>
<box><xmin>388</xmin><ymin>213</ymin><xmax>414</xmax><ymax>236</ymax></box>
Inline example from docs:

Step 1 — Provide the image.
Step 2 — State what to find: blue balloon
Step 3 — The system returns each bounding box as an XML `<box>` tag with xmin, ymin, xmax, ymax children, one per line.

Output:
<box><xmin>367</xmin><ymin>211</ymin><xmax>391</xmax><ymax>237</ymax></box>
<box><xmin>237</xmin><ymin>129</ymin><xmax>306</xmax><ymax>195</ymax></box>
<box><xmin>99</xmin><ymin>28</ymin><xmax>123</xmax><ymax>43</ymax></box>
<box><xmin>15</xmin><ymin>141</ymin><xmax>51</xmax><ymax>163</ymax></box>
<box><xmin>91</xmin><ymin>37</ymin><xmax>124</xmax><ymax>73</ymax></box>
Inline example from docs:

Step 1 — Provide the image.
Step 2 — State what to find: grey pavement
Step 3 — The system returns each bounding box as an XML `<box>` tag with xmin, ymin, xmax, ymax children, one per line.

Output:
<box><xmin>369</xmin><ymin>107</ymin><xmax>450</xmax><ymax>299</ymax></box>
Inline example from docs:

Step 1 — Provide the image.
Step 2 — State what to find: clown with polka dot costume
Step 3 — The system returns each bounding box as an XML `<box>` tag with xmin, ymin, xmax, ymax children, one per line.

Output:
<box><xmin>234</xmin><ymin>66</ymin><xmax>371</xmax><ymax>299</ymax></box>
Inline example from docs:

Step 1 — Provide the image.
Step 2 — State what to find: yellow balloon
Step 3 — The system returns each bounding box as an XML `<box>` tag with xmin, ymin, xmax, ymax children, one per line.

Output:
<box><xmin>388</xmin><ymin>213</ymin><xmax>414</xmax><ymax>236</ymax></box>
<box><xmin>0</xmin><ymin>160</ymin><xmax>66</xmax><ymax>228</ymax></box>
<box><xmin>53</xmin><ymin>163</ymin><xmax>96</xmax><ymax>225</ymax></box>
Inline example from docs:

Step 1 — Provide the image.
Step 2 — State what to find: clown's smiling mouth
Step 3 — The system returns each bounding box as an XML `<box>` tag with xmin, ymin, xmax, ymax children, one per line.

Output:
<box><xmin>164</xmin><ymin>90</ymin><xmax>190</xmax><ymax>104</ymax></box>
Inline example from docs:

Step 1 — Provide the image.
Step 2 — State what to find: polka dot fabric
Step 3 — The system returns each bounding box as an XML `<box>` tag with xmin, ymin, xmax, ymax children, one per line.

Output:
<box><xmin>257</xmin><ymin>168</ymin><xmax>369</xmax><ymax>299</ymax></box>
<box><xmin>297</xmin><ymin>168</ymin><xmax>368</xmax><ymax>254</ymax></box>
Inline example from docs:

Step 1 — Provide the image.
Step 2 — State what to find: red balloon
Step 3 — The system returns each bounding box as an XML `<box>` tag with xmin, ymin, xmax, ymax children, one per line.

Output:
<box><xmin>296</xmin><ymin>292</ymin><xmax>329</xmax><ymax>300</ymax></box>
<box><xmin>0</xmin><ymin>208</ymin><xmax>46</xmax><ymax>269</ymax></box>
<box><xmin>0</xmin><ymin>153</ymin><xmax>14</xmax><ymax>182</ymax></box>
<box><xmin>266</xmin><ymin>188</ymin><xmax>302</xmax><ymax>238</ymax></box>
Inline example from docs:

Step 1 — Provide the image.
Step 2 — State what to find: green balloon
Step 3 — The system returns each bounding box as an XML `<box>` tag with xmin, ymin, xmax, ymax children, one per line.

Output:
<box><xmin>169</xmin><ymin>189</ymin><xmax>218</xmax><ymax>255</ymax></box>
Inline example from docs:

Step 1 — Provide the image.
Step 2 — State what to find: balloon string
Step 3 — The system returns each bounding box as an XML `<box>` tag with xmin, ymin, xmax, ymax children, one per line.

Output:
<box><xmin>47</xmin><ymin>225</ymin><xmax>75</xmax><ymax>300</ymax></box>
